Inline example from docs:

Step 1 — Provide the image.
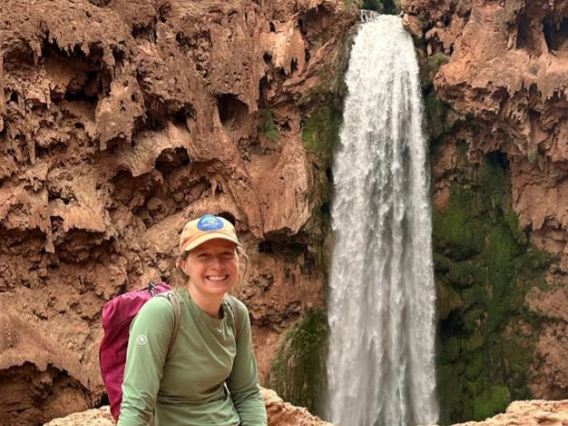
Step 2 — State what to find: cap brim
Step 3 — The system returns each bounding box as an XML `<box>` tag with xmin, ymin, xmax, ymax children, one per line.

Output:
<box><xmin>183</xmin><ymin>232</ymin><xmax>241</xmax><ymax>252</ymax></box>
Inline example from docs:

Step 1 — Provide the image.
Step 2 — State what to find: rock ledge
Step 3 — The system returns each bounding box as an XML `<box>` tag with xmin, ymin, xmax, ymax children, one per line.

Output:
<box><xmin>425</xmin><ymin>399</ymin><xmax>568</xmax><ymax>426</ymax></box>
<box><xmin>43</xmin><ymin>388</ymin><xmax>334</xmax><ymax>426</ymax></box>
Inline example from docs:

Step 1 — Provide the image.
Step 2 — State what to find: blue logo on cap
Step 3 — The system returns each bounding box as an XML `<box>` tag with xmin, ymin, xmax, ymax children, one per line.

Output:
<box><xmin>197</xmin><ymin>215</ymin><xmax>224</xmax><ymax>231</ymax></box>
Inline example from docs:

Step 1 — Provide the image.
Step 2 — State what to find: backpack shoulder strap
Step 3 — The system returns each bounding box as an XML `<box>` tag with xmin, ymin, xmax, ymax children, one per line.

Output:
<box><xmin>157</xmin><ymin>291</ymin><xmax>182</xmax><ymax>358</ymax></box>
<box><xmin>225</xmin><ymin>295</ymin><xmax>241</xmax><ymax>341</ymax></box>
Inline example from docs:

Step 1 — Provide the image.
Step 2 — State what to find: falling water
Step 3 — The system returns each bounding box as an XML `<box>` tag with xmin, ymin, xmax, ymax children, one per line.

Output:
<box><xmin>325</xmin><ymin>14</ymin><xmax>438</xmax><ymax>426</ymax></box>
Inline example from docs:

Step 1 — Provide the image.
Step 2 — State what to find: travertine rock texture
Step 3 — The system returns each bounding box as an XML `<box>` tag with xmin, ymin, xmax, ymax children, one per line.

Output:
<box><xmin>402</xmin><ymin>0</ymin><xmax>568</xmax><ymax>409</ymax></box>
<box><xmin>43</xmin><ymin>388</ymin><xmax>335</xmax><ymax>426</ymax></box>
<box><xmin>427</xmin><ymin>399</ymin><xmax>568</xmax><ymax>426</ymax></box>
<box><xmin>43</xmin><ymin>396</ymin><xmax>568</xmax><ymax>426</ymax></box>
<box><xmin>0</xmin><ymin>0</ymin><xmax>356</xmax><ymax>424</ymax></box>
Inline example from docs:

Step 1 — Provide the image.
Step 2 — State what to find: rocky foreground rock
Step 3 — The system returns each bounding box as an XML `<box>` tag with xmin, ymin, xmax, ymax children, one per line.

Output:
<box><xmin>43</xmin><ymin>388</ymin><xmax>334</xmax><ymax>426</ymax></box>
<box><xmin>43</xmin><ymin>395</ymin><xmax>568</xmax><ymax>426</ymax></box>
<box><xmin>428</xmin><ymin>400</ymin><xmax>568</xmax><ymax>426</ymax></box>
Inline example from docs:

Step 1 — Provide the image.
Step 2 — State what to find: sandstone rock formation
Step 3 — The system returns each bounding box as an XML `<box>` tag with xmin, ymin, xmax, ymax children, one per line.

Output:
<box><xmin>43</xmin><ymin>388</ymin><xmax>335</xmax><ymax>426</ymax></box>
<box><xmin>0</xmin><ymin>0</ymin><xmax>357</xmax><ymax>424</ymax></box>
<box><xmin>427</xmin><ymin>399</ymin><xmax>568</xmax><ymax>426</ymax></box>
<box><xmin>43</xmin><ymin>396</ymin><xmax>568</xmax><ymax>426</ymax></box>
<box><xmin>402</xmin><ymin>0</ymin><xmax>568</xmax><ymax>418</ymax></box>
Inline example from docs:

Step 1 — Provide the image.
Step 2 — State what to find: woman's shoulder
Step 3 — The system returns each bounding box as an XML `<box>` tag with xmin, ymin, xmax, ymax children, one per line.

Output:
<box><xmin>225</xmin><ymin>295</ymin><xmax>250</xmax><ymax>334</ymax></box>
<box><xmin>225</xmin><ymin>294</ymin><xmax>248</xmax><ymax>316</ymax></box>
<box><xmin>136</xmin><ymin>292</ymin><xmax>177</xmax><ymax>320</ymax></box>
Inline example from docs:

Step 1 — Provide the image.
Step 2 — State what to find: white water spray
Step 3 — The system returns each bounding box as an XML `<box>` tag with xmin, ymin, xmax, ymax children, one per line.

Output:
<box><xmin>325</xmin><ymin>14</ymin><xmax>438</xmax><ymax>426</ymax></box>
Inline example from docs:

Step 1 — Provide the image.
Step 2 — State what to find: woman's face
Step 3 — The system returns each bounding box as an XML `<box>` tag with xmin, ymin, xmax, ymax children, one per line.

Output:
<box><xmin>182</xmin><ymin>238</ymin><xmax>239</xmax><ymax>298</ymax></box>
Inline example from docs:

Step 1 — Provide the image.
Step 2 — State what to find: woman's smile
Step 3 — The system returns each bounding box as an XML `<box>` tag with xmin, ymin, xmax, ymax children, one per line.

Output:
<box><xmin>206</xmin><ymin>275</ymin><xmax>229</xmax><ymax>281</ymax></box>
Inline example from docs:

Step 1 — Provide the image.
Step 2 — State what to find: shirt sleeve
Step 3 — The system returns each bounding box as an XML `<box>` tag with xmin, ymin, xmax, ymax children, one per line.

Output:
<box><xmin>226</xmin><ymin>300</ymin><xmax>268</xmax><ymax>426</ymax></box>
<box><xmin>117</xmin><ymin>296</ymin><xmax>176</xmax><ymax>426</ymax></box>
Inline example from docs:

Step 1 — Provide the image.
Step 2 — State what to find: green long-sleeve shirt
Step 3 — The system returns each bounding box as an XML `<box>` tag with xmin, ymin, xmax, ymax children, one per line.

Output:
<box><xmin>118</xmin><ymin>287</ymin><xmax>267</xmax><ymax>426</ymax></box>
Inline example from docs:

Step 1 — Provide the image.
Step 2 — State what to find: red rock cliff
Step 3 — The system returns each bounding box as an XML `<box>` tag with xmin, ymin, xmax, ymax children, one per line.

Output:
<box><xmin>402</xmin><ymin>0</ymin><xmax>568</xmax><ymax>416</ymax></box>
<box><xmin>0</xmin><ymin>0</ymin><xmax>356</xmax><ymax>424</ymax></box>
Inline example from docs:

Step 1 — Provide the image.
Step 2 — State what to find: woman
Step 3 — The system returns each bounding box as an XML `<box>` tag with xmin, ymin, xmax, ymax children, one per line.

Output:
<box><xmin>118</xmin><ymin>214</ymin><xmax>268</xmax><ymax>426</ymax></box>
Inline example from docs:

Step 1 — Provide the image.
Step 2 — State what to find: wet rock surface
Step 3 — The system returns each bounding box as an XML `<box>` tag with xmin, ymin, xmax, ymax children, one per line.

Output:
<box><xmin>403</xmin><ymin>0</ymin><xmax>568</xmax><ymax>416</ymax></box>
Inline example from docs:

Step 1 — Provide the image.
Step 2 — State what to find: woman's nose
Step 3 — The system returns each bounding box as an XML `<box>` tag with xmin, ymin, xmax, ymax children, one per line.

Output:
<box><xmin>210</xmin><ymin>256</ymin><xmax>226</xmax><ymax>267</ymax></box>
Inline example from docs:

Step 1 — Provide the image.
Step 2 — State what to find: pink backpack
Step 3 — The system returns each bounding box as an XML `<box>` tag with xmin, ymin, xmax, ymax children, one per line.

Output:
<box><xmin>99</xmin><ymin>282</ymin><xmax>182</xmax><ymax>421</ymax></box>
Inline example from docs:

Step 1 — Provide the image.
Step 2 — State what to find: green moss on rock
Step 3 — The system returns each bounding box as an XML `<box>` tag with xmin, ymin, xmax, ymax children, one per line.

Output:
<box><xmin>302</xmin><ymin>102</ymin><xmax>340</xmax><ymax>168</ymax></box>
<box><xmin>433</xmin><ymin>189</ymin><xmax>485</xmax><ymax>259</ymax></box>
<box><xmin>434</xmin><ymin>153</ymin><xmax>555</xmax><ymax>423</ymax></box>
<box><xmin>342</xmin><ymin>0</ymin><xmax>399</xmax><ymax>13</ymax></box>
<box><xmin>464</xmin><ymin>329</ymin><xmax>485</xmax><ymax>352</ymax></box>
<box><xmin>422</xmin><ymin>53</ymin><xmax>450</xmax><ymax>89</ymax></box>
<box><xmin>424</xmin><ymin>91</ymin><xmax>449</xmax><ymax>141</ymax></box>
<box><xmin>265</xmin><ymin>310</ymin><xmax>329</xmax><ymax>415</ymax></box>
<box><xmin>421</xmin><ymin>53</ymin><xmax>463</xmax><ymax>143</ymax></box>
<box><xmin>437</xmin><ymin>278</ymin><xmax>464</xmax><ymax>320</ymax></box>
<box><xmin>464</xmin><ymin>353</ymin><xmax>484</xmax><ymax>381</ymax></box>
<box><xmin>448</xmin><ymin>261</ymin><xmax>486</xmax><ymax>288</ymax></box>
<box><xmin>259</xmin><ymin>109</ymin><xmax>280</xmax><ymax>142</ymax></box>
<box><xmin>440</xmin><ymin>336</ymin><xmax>461</xmax><ymax>363</ymax></box>
<box><xmin>438</xmin><ymin>363</ymin><xmax>469</xmax><ymax>420</ymax></box>
<box><xmin>501</xmin><ymin>331</ymin><xmax>535</xmax><ymax>400</ymax></box>
<box><xmin>473</xmin><ymin>385</ymin><xmax>509</xmax><ymax>421</ymax></box>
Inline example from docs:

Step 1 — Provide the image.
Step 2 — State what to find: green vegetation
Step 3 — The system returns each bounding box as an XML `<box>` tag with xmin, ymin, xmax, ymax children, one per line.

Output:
<box><xmin>362</xmin><ymin>0</ymin><xmax>384</xmax><ymax>13</ymax></box>
<box><xmin>473</xmin><ymin>385</ymin><xmax>509</xmax><ymax>421</ymax></box>
<box><xmin>420</xmin><ymin>53</ymin><xmax>458</xmax><ymax>142</ymax></box>
<box><xmin>422</xmin><ymin>53</ymin><xmax>450</xmax><ymax>89</ymax></box>
<box><xmin>342</xmin><ymin>0</ymin><xmax>400</xmax><ymax>13</ymax></box>
<box><xmin>302</xmin><ymin>102</ymin><xmax>340</xmax><ymax>167</ymax></box>
<box><xmin>265</xmin><ymin>310</ymin><xmax>329</xmax><ymax>415</ymax></box>
<box><xmin>343</xmin><ymin>0</ymin><xmax>357</xmax><ymax>9</ymax></box>
<box><xmin>424</xmin><ymin>91</ymin><xmax>450</xmax><ymax>141</ymax></box>
<box><xmin>259</xmin><ymin>109</ymin><xmax>280</xmax><ymax>142</ymax></box>
<box><xmin>434</xmin><ymin>153</ymin><xmax>557</xmax><ymax>423</ymax></box>
<box><xmin>300</xmin><ymin>94</ymin><xmax>343</xmax><ymax>273</ymax></box>
<box><xmin>501</xmin><ymin>331</ymin><xmax>535</xmax><ymax>400</ymax></box>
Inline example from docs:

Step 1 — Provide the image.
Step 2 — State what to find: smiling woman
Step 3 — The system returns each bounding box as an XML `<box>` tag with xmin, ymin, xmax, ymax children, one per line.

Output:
<box><xmin>183</xmin><ymin>239</ymin><xmax>240</xmax><ymax>303</ymax></box>
<box><xmin>117</xmin><ymin>215</ymin><xmax>267</xmax><ymax>426</ymax></box>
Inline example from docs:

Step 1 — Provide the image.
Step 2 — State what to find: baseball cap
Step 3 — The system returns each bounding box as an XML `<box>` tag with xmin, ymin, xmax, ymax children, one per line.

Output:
<box><xmin>179</xmin><ymin>214</ymin><xmax>241</xmax><ymax>254</ymax></box>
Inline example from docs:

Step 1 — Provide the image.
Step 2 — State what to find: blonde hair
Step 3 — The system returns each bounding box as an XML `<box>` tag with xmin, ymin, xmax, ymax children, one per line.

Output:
<box><xmin>169</xmin><ymin>245</ymin><xmax>248</xmax><ymax>294</ymax></box>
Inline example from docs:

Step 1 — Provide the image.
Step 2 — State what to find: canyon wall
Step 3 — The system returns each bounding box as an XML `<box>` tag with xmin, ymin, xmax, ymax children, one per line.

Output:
<box><xmin>402</xmin><ymin>0</ymin><xmax>568</xmax><ymax>422</ymax></box>
<box><xmin>0</xmin><ymin>0</ymin><xmax>356</xmax><ymax>424</ymax></box>
<box><xmin>5</xmin><ymin>0</ymin><xmax>568</xmax><ymax>424</ymax></box>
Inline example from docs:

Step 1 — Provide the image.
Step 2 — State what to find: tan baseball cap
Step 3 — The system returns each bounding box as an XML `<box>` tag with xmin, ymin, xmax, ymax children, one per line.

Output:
<box><xmin>179</xmin><ymin>215</ymin><xmax>241</xmax><ymax>254</ymax></box>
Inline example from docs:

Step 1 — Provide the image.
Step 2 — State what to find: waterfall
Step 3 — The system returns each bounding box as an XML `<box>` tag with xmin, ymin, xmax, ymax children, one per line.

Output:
<box><xmin>324</xmin><ymin>14</ymin><xmax>438</xmax><ymax>426</ymax></box>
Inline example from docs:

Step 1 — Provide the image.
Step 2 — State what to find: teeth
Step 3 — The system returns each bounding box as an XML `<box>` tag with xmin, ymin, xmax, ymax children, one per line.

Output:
<box><xmin>207</xmin><ymin>276</ymin><xmax>228</xmax><ymax>281</ymax></box>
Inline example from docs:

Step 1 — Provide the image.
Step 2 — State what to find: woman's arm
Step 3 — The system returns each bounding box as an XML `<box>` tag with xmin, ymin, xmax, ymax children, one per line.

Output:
<box><xmin>117</xmin><ymin>297</ymin><xmax>175</xmax><ymax>426</ymax></box>
<box><xmin>226</xmin><ymin>300</ymin><xmax>268</xmax><ymax>426</ymax></box>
